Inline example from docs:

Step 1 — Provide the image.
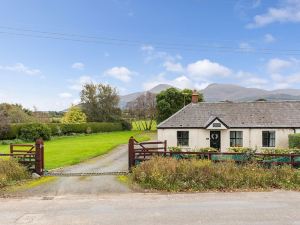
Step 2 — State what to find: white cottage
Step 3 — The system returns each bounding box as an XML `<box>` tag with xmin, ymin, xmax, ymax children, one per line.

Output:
<box><xmin>157</xmin><ymin>93</ymin><xmax>300</xmax><ymax>152</ymax></box>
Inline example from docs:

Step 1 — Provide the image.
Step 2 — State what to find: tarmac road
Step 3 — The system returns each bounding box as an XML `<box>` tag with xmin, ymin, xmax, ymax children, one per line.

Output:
<box><xmin>1</xmin><ymin>191</ymin><xmax>300</xmax><ymax>225</ymax></box>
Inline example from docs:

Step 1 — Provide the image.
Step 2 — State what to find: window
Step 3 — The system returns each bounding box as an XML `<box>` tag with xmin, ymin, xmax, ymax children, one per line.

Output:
<box><xmin>177</xmin><ymin>131</ymin><xmax>189</xmax><ymax>146</ymax></box>
<box><xmin>230</xmin><ymin>131</ymin><xmax>243</xmax><ymax>147</ymax></box>
<box><xmin>262</xmin><ymin>131</ymin><xmax>275</xmax><ymax>147</ymax></box>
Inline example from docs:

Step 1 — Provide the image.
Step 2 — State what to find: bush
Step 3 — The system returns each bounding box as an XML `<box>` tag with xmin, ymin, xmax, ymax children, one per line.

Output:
<box><xmin>61</xmin><ymin>106</ymin><xmax>87</xmax><ymax>124</ymax></box>
<box><xmin>0</xmin><ymin>159</ymin><xmax>30</xmax><ymax>188</ymax></box>
<box><xmin>131</xmin><ymin>157</ymin><xmax>300</xmax><ymax>192</ymax></box>
<box><xmin>168</xmin><ymin>146</ymin><xmax>182</xmax><ymax>152</ymax></box>
<box><xmin>193</xmin><ymin>147</ymin><xmax>218</xmax><ymax>153</ymax></box>
<box><xmin>289</xmin><ymin>133</ymin><xmax>300</xmax><ymax>149</ymax></box>
<box><xmin>18</xmin><ymin>123</ymin><xmax>51</xmax><ymax>141</ymax></box>
<box><xmin>261</xmin><ymin>148</ymin><xmax>300</xmax><ymax>154</ymax></box>
<box><xmin>228</xmin><ymin>147</ymin><xmax>255</xmax><ymax>154</ymax></box>
<box><xmin>120</xmin><ymin>120</ymin><xmax>132</xmax><ymax>131</ymax></box>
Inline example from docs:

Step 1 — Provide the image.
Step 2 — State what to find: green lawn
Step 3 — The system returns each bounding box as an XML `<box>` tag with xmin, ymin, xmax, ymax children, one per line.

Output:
<box><xmin>132</xmin><ymin>120</ymin><xmax>157</xmax><ymax>131</ymax></box>
<box><xmin>0</xmin><ymin>131</ymin><xmax>151</xmax><ymax>170</ymax></box>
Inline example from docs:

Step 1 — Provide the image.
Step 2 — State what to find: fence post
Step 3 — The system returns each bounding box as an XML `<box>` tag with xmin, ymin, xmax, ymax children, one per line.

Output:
<box><xmin>128</xmin><ymin>136</ymin><xmax>135</xmax><ymax>171</ymax></box>
<box><xmin>164</xmin><ymin>140</ymin><xmax>167</xmax><ymax>156</ymax></box>
<box><xmin>35</xmin><ymin>138</ymin><xmax>44</xmax><ymax>175</ymax></box>
<box><xmin>10</xmin><ymin>144</ymin><xmax>13</xmax><ymax>154</ymax></box>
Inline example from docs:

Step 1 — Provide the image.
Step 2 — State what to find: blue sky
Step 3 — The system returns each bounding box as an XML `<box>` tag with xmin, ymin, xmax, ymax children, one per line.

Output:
<box><xmin>1</xmin><ymin>0</ymin><xmax>300</xmax><ymax>110</ymax></box>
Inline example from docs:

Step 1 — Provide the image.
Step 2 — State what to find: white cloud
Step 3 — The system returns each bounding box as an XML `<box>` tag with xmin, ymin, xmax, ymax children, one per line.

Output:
<box><xmin>104</xmin><ymin>66</ymin><xmax>135</xmax><ymax>82</ymax></box>
<box><xmin>0</xmin><ymin>63</ymin><xmax>40</xmax><ymax>75</ymax></box>
<box><xmin>72</xmin><ymin>98</ymin><xmax>81</xmax><ymax>105</ymax></box>
<box><xmin>236</xmin><ymin>70</ymin><xmax>269</xmax><ymax>89</ymax></box>
<box><xmin>141</xmin><ymin>44</ymin><xmax>154</xmax><ymax>53</ymax></box>
<box><xmin>163</xmin><ymin>61</ymin><xmax>184</xmax><ymax>73</ymax></box>
<box><xmin>242</xmin><ymin>77</ymin><xmax>269</xmax><ymax>88</ymax></box>
<box><xmin>247</xmin><ymin>0</ymin><xmax>300</xmax><ymax>28</ymax></box>
<box><xmin>59</xmin><ymin>92</ymin><xmax>72</xmax><ymax>98</ymax></box>
<box><xmin>142</xmin><ymin>73</ymin><xmax>208</xmax><ymax>91</ymax></box>
<box><xmin>264</xmin><ymin>34</ymin><xmax>276</xmax><ymax>43</ymax></box>
<box><xmin>71</xmin><ymin>62</ymin><xmax>85</xmax><ymax>70</ymax></box>
<box><xmin>267</xmin><ymin>58</ymin><xmax>292</xmax><ymax>73</ymax></box>
<box><xmin>187</xmin><ymin>59</ymin><xmax>232</xmax><ymax>79</ymax></box>
<box><xmin>239</xmin><ymin>42</ymin><xmax>255</xmax><ymax>52</ymax></box>
<box><xmin>69</xmin><ymin>75</ymin><xmax>94</xmax><ymax>90</ymax></box>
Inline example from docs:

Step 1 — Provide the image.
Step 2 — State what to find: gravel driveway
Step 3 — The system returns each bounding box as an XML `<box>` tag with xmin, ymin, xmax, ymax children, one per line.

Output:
<box><xmin>12</xmin><ymin>143</ymin><xmax>132</xmax><ymax>197</ymax></box>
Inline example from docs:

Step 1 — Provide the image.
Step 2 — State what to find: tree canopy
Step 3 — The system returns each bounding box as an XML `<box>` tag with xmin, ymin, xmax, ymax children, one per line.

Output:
<box><xmin>0</xmin><ymin>103</ymin><xmax>35</xmax><ymax>123</ymax></box>
<box><xmin>61</xmin><ymin>106</ymin><xmax>87</xmax><ymax>124</ymax></box>
<box><xmin>126</xmin><ymin>92</ymin><xmax>156</xmax><ymax>130</ymax></box>
<box><xmin>156</xmin><ymin>88</ymin><xmax>203</xmax><ymax>123</ymax></box>
<box><xmin>80</xmin><ymin>83</ymin><xmax>121</xmax><ymax>122</ymax></box>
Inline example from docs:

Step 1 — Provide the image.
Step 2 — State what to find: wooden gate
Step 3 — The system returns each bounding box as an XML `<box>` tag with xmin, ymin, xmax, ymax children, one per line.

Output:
<box><xmin>128</xmin><ymin>136</ymin><xmax>167</xmax><ymax>170</ymax></box>
<box><xmin>0</xmin><ymin>139</ymin><xmax>45</xmax><ymax>175</ymax></box>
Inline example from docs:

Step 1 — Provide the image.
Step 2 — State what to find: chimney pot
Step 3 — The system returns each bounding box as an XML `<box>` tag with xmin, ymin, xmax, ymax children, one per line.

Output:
<box><xmin>192</xmin><ymin>90</ymin><xmax>199</xmax><ymax>104</ymax></box>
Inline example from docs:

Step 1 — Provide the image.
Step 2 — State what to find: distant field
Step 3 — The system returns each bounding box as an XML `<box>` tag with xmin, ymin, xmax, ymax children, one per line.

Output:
<box><xmin>132</xmin><ymin>120</ymin><xmax>157</xmax><ymax>131</ymax></box>
<box><xmin>0</xmin><ymin>131</ymin><xmax>151</xmax><ymax>170</ymax></box>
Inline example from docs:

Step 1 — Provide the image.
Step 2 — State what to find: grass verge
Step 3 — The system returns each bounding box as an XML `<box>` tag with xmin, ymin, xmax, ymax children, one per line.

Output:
<box><xmin>131</xmin><ymin>157</ymin><xmax>300</xmax><ymax>192</ymax></box>
<box><xmin>0</xmin><ymin>159</ymin><xmax>30</xmax><ymax>188</ymax></box>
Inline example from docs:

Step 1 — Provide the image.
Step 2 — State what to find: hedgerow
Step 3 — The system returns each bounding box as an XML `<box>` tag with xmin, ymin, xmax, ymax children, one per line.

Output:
<box><xmin>0</xmin><ymin>122</ymin><xmax>126</xmax><ymax>140</ymax></box>
<box><xmin>131</xmin><ymin>157</ymin><xmax>300</xmax><ymax>192</ymax></box>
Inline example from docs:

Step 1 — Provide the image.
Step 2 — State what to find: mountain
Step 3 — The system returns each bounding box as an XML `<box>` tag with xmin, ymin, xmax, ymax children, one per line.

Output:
<box><xmin>120</xmin><ymin>83</ymin><xmax>300</xmax><ymax>108</ymax></box>
<box><xmin>202</xmin><ymin>83</ymin><xmax>300</xmax><ymax>102</ymax></box>
<box><xmin>120</xmin><ymin>84</ymin><xmax>174</xmax><ymax>108</ymax></box>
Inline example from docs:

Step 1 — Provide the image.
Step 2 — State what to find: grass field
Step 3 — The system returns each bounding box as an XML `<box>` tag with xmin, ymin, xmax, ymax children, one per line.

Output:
<box><xmin>131</xmin><ymin>120</ymin><xmax>157</xmax><ymax>131</ymax></box>
<box><xmin>0</xmin><ymin>131</ymin><xmax>152</xmax><ymax>170</ymax></box>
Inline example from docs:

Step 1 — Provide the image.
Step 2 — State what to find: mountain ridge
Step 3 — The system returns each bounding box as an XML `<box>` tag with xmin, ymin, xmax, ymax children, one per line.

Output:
<box><xmin>120</xmin><ymin>83</ymin><xmax>300</xmax><ymax>108</ymax></box>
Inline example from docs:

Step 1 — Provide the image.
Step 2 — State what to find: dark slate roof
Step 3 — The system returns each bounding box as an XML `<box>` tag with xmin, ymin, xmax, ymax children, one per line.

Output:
<box><xmin>157</xmin><ymin>101</ymin><xmax>300</xmax><ymax>128</ymax></box>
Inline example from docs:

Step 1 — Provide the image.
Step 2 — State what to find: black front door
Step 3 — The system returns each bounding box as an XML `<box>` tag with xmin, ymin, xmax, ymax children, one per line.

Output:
<box><xmin>210</xmin><ymin>131</ymin><xmax>221</xmax><ymax>150</ymax></box>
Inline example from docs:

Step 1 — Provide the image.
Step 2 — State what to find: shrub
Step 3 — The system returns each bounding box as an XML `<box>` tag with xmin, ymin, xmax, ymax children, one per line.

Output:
<box><xmin>18</xmin><ymin>123</ymin><xmax>51</xmax><ymax>141</ymax></box>
<box><xmin>61</xmin><ymin>106</ymin><xmax>87</xmax><ymax>124</ymax></box>
<box><xmin>261</xmin><ymin>148</ymin><xmax>300</xmax><ymax>154</ymax></box>
<box><xmin>193</xmin><ymin>147</ymin><xmax>218</xmax><ymax>153</ymax></box>
<box><xmin>0</xmin><ymin>159</ymin><xmax>30</xmax><ymax>188</ymax></box>
<box><xmin>228</xmin><ymin>147</ymin><xmax>255</xmax><ymax>154</ymax></box>
<box><xmin>289</xmin><ymin>133</ymin><xmax>300</xmax><ymax>149</ymax></box>
<box><xmin>120</xmin><ymin>120</ymin><xmax>132</xmax><ymax>131</ymax></box>
<box><xmin>168</xmin><ymin>146</ymin><xmax>182</xmax><ymax>152</ymax></box>
<box><xmin>131</xmin><ymin>157</ymin><xmax>300</xmax><ymax>192</ymax></box>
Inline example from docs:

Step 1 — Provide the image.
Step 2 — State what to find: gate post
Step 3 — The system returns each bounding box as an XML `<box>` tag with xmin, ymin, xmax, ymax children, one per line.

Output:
<box><xmin>35</xmin><ymin>138</ymin><xmax>44</xmax><ymax>175</ymax></box>
<box><xmin>128</xmin><ymin>136</ymin><xmax>135</xmax><ymax>171</ymax></box>
<box><xmin>164</xmin><ymin>140</ymin><xmax>167</xmax><ymax>156</ymax></box>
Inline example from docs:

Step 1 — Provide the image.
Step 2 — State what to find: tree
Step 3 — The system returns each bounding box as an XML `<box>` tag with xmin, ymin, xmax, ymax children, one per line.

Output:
<box><xmin>126</xmin><ymin>92</ymin><xmax>156</xmax><ymax>130</ymax></box>
<box><xmin>0</xmin><ymin>103</ymin><xmax>35</xmax><ymax>123</ymax></box>
<box><xmin>61</xmin><ymin>106</ymin><xmax>87</xmax><ymax>124</ymax></box>
<box><xmin>0</xmin><ymin>109</ymin><xmax>10</xmax><ymax>139</ymax></box>
<box><xmin>80</xmin><ymin>83</ymin><xmax>121</xmax><ymax>122</ymax></box>
<box><xmin>156</xmin><ymin>88</ymin><xmax>203</xmax><ymax>123</ymax></box>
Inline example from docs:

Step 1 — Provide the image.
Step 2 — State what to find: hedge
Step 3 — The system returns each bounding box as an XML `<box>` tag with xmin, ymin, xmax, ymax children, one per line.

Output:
<box><xmin>47</xmin><ymin>122</ymin><xmax>123</xmax><ymax>136</ymax></box>
<box><xmin>0</xmin><ymin>122</ymin><xmax>125</xmax><ymax>140</ymax></box>
<box><xmin>289</xmin><ymin>133</ymin><xmax>300</xmax><ymax>149</ymax></box>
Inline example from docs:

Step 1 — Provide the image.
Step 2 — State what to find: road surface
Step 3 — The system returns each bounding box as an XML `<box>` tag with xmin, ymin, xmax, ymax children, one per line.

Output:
<box><xmin>1</xmin><ymin>191</ymin><xmax>300</xmax><ymax>225</ymax></box>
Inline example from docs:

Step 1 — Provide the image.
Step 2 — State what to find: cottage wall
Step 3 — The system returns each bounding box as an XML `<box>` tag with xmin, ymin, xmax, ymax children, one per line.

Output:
<box><xmin>158</xmin><ymin>128</ymin><xmax>295</xmax><ymax>152</ymax></box>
